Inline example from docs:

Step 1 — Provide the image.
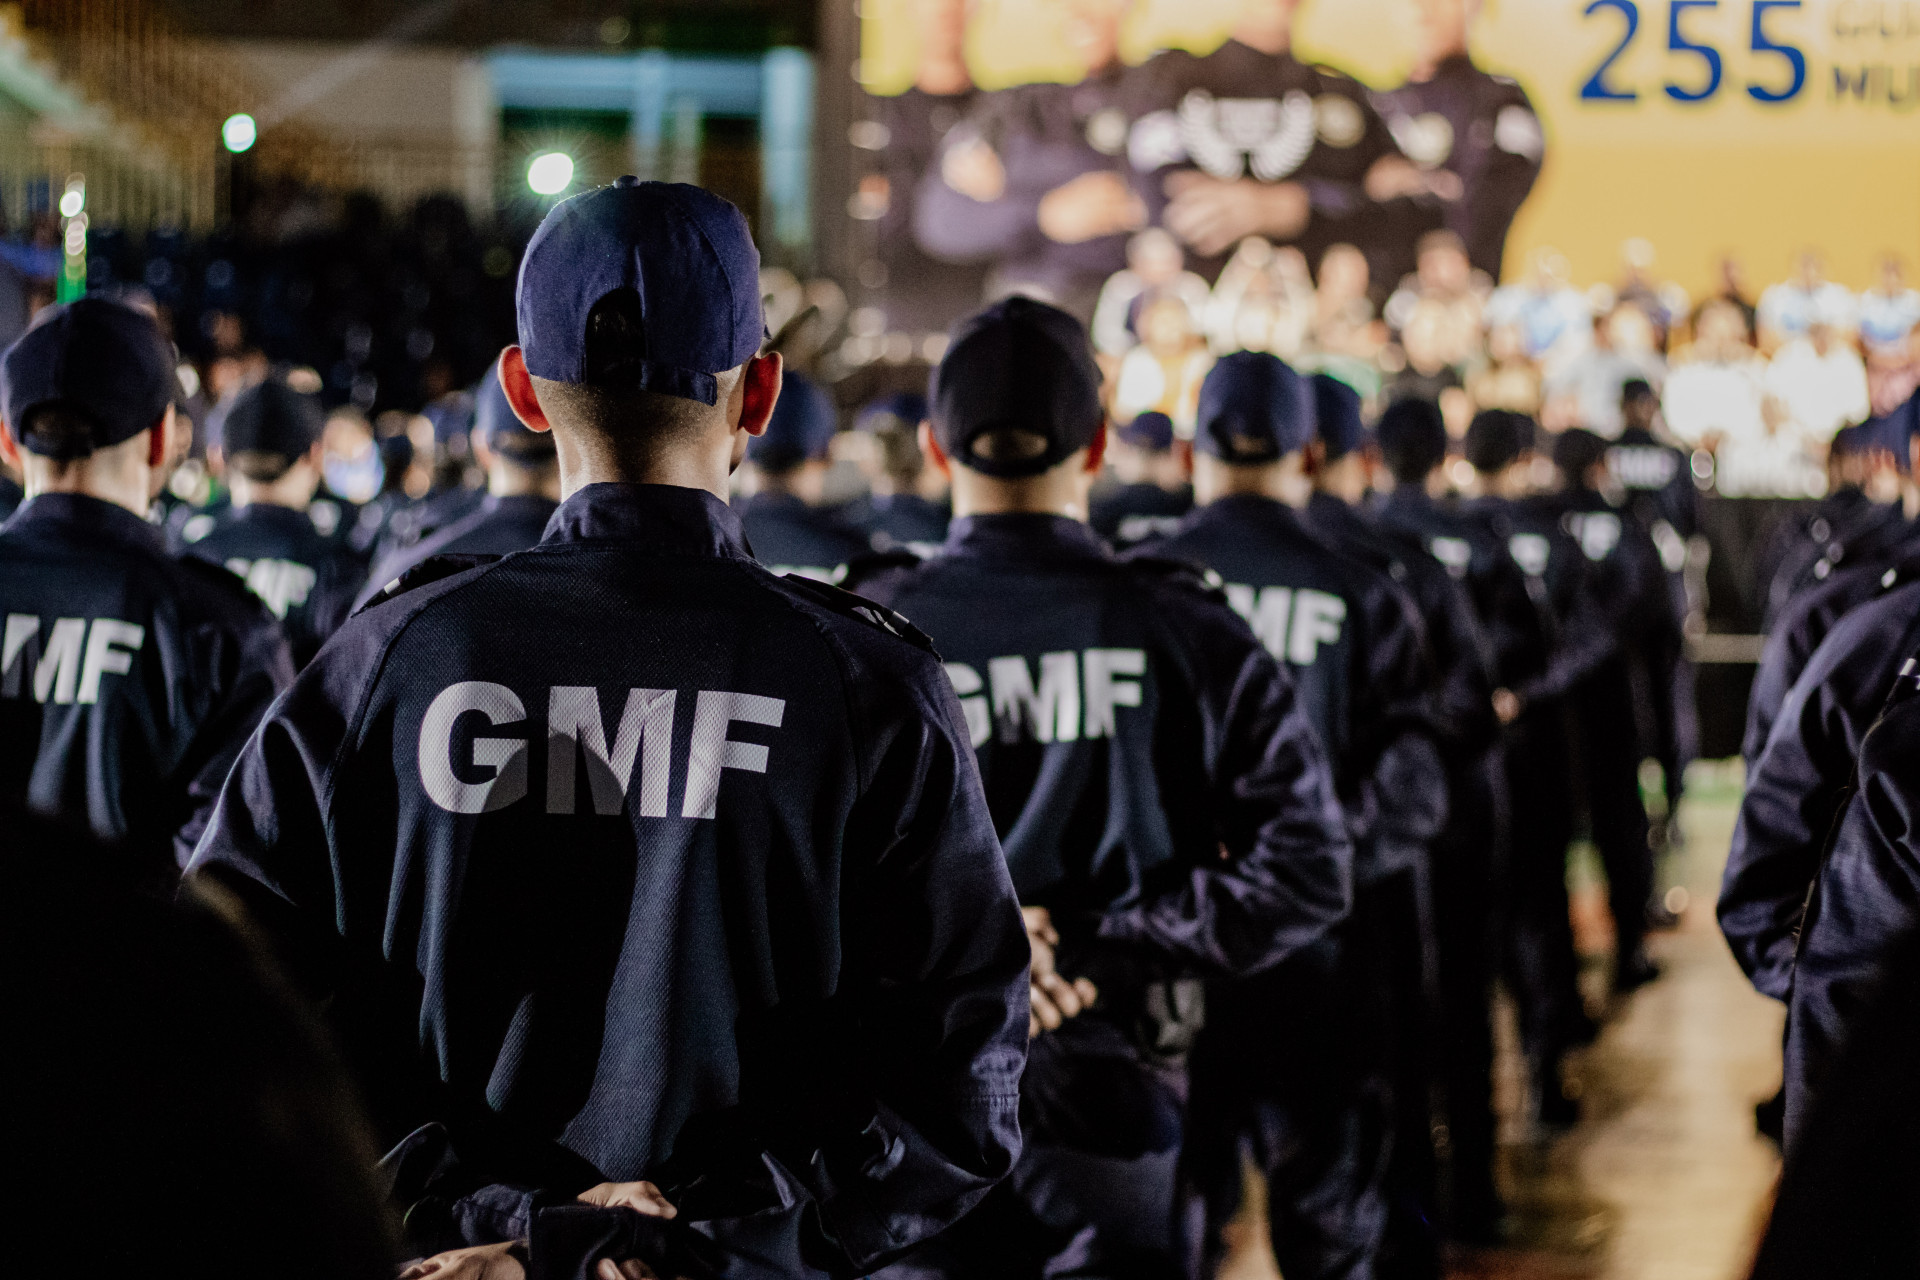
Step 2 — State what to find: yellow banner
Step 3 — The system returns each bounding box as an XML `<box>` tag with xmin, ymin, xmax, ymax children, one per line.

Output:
<box><xmin>861</xmin><ymin>0</ymin><xmax>1920</xmax><ymax>294</ymax></box>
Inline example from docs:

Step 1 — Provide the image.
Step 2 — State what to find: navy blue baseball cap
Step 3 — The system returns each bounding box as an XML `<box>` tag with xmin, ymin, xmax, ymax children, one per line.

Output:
<box><xmin>749</xmin><ymin>370</ymin><xmax>837</xmax><ymax>470</ymax></box>
<box><xmin>1311</xmin><ymin>374</ymin><xmax>1367</xmax><ymax>460</ymax></box>
<box><xmin>1</xmin><ymin>297</ymin><xmax>175</xmax><ymax>458</ymax></box>
<box><xmin>213</xmin><ymin>377</ymin><xmax>324</xmax><ymax>458</ymax></box>
<box><xmin>931</xmin><ymin>297</ymin><xmax>1103</xmax><ymax>478</ymax></box>
<box><xmin>1376</xmin><ymin>397</ymin><xmax>1448</xmax><ymax>481</ymax></box>
<box><xmin>516</xmin><ymin>178</ymin><xmax>764</xmax><ymax>406</ymax></box>
<box><xmin>1195</xmin><ymin>352</ymin><xmax>1315</xmax><ymax>463</ymax></box>
<box><xmin>854</xmin><ymin>392</ymin><xmax>928</xmax><ymax>435</ymax></box>
<box><xmin>1117</xmin><ymin>410</ymin><xmax>1175</xmax><ymax>452</ymax></box>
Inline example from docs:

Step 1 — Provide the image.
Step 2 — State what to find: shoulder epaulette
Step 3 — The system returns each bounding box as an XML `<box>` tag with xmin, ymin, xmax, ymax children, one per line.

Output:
<box><xmin>779</xmin><ymin>574</ymin><xmax>939</xmax><ymax>655</ymax></box>
<box><xmin>174</xmin><ymin>554</ymin><xmax>273</xmax><ymax>614</ymax></box>
<box><xmin>1119</xmin><ymin>551</ymin><xmax>1231</xmax><ymax>604</ymax></box>
<box><xmin>357</xmin><ymin>554</ymin><xmax>500</xmax><ymax>612</ymax></box>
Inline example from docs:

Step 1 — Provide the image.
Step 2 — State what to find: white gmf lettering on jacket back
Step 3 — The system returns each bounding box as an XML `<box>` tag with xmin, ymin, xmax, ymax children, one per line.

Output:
<box><xmin>1221</xmin><ymin>584</ymin><xmax>1347</xmax><ymax>666</ymax></box>
<box><xmin>942</xmin><ymin>649</ymin><xmax>1146</xmax><ymax>748</ymax></box>
<box><xmin>225</xmin><ymin>558</ymin><xmax>318</xmax><ymax>619</ymax></box>
<box><xmin>418</xmin><ymin>681</ymin><xmax>786</xmax><ymax>817</ymax></box>
<box><xmin>0</xmin><ymin>613</ymin><xmax>147</xmax><ymax>704</ymax></box>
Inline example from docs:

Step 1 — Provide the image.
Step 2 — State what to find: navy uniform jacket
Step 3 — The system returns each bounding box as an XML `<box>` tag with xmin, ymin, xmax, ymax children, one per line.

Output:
<box><xmin>1307</xmin><ymin>489</ymin><xmax>1496</xmax><ymax>755</ymax></box>
<box><xmin>1761</xmin><ymin>487</ymin><xmax>1908</xmax><ymax>630</ymax></box>
<box><xmin>848</xmin><ymin>514</ymin><xmax>1352</xmax><ymax>988</ymax></box>
<box><xmin>1783</xmin><ymin>641</ymin><xmax>1920</xmax><ymax>1151</ymax></box>
<box><xmin>1146</xmin><ymin>494</ymin><xmax>1444</xmax><ymax>876</ymax></box>
<box><xmin>187</xmin><ymin>484</ymin><xmax>1030</xmax><ymax>1278</ymax></box>
<box><xmin>846</xmin><ymin>492</ymin><xmax>950</xmax><ymax>556</ymax></box>
<box><xmin>1721</xmin><ymin>580</ymin><xmax>1920</xmax><ymax>1001</ymax></box>
<box><xmin>738</xmin><ymin>491</ymin><xmax>873</xmax><ymax>583</ymax></box>
<box><xmin>1607</xmin><ymin>427</ymin><xmax>1699</xmax><ymax>546</ymax></box>
<box><xmin>0</xmin><ymin>494</ymin><xmax>293</xmax><ymax>880</ymax></box>
<box><xmin>370</xmin><ymin>484</ymin><xmax>489</xmax><ymax>570</ymax></box>
<box><xmin>1745</xmin><ymin>539</ymin><xmax>1920</xmax><ymax>767</ymax></box>
<box><xmin>915</xmin><ymin>67</ymin><xmax>1139</xmax><ymax>314</ymax></box>
<box><xmin>183</xmin><ymin>503</ymin><xmax>368</xmax><ymax>668</ymax></box>
<box><xmin>1376</xmin><ymin>488</ymin><xmax>1610</xmax><ymax>710</ymax></box>
<box><xmin>1089</xmin><ymin>481</ymin><xmax>1193</xmax><ymax>551</ymax></box>
<box><xmin>1370</xmin><ymin>54</ymin><xmax>1543</xmax><ymax>280</ymax></box>
<box><xmin>0</xmin><ymin>474</ymin><xmax>21</xmax><ymax>522</ymax></box>
<box><xmin>357</xmin><ymin>494</ymin><xmax>560</xmax><ymax>609</ymax></box>
<box><xmin>1124</xmin><ymin>40</ymin><xmax>1423</xmax><ymax>274</ymax></box>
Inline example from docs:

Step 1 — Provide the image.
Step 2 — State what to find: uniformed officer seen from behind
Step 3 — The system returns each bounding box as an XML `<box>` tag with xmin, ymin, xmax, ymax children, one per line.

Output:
<box><xmin>358</xmin><ymin>358</ymin><xmax>561</xmax><ymax>606</ymax></box>
<box><xmin>736</xmin><ymin>369</ymin><xmax>869</xmax><ymax>581</ymax></box>
<box><xmin>1144</xmin><ymin>352</ymin><xmax>1445</xmax><ymax>1279</ymax></box>
<box><xmin>1304</xmin><ymin>373</ymin><xmax>1510</xmax><ymax>1242</ymax></box>
<box><xmin>183</xmin><ymin>375</ymin><xmax>366</xmax><ymax>667</ymax></box>
<box><xmin>847</xmin><ymin>297</ymin><xmax>1354</xmax><ymax>1280</ymax></box>
<box><xmin>845</xmin><ymin>393</ymin><xmax>951</xmax><ymax>554</ymax></box>
<box><xmin>188</xmin><ymin>179</ymin><xmax>1031</xmax><ymax>1280</ymax></box>
<box><xmin>1089</xmin><ymin>409</ymin><xmax>1192</xmax><ymax>548</ymax></box>
<box><xmin>0</xmin><ymin>298</ymin><xmax>294</xmax><ymax>885</ymax></box>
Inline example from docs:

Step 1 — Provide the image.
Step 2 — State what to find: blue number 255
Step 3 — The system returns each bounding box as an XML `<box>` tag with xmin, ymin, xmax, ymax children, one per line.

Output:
<box><xmin>1579</xmin><ymin>0</ymin><xmax>1807</xmax><ymax>105</ymax></box>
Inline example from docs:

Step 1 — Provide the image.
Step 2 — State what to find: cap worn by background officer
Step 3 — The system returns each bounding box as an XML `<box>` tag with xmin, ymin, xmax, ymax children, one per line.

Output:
<box><xmin>0</xmin><ymin>298</ymin><xmax>294</xmax><ymax>881</ymax></box>
<box><xmin>1191</xmin><ymin>350</ymin><xmax>1316</xmax><ymax>466</ymax></box>
<box><xmin>929</xmin><ymin>295</ymin><xmax>1106</xmax><ymax>478</ymax></box>
<box><xmin>190</xmin><ymin>177</ymin><xmax>1029</xmax><ymax>1280</ymax></box>
<box><xmin>1311</xmin><ymin>373</ymin><xmax>1369</xmax><ymax>463</ymax></box>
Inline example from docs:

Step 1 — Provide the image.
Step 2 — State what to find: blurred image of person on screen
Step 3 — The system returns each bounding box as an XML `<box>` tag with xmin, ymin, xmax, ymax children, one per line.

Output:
<box><xmin>914</xmin><ymin>0</ymin><xmax>1149</xmax><ymax>321</ymax></box>
<box><xmin>1371</xmin><ymin>0</ymin><xmax>1544</xmax><ymax>282</ymax></box>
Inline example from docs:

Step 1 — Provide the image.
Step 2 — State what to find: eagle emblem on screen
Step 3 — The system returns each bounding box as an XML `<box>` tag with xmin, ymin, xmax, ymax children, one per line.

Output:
<box><xmin>1127</xmin><ymin>90</ymin><xmax>1317</xmax><ymax>182</ymax></box>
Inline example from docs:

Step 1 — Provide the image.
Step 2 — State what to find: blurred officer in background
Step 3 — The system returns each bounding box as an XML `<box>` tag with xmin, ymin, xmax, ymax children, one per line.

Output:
<box><xmin>1721</xmin><ymin>577</ymin><xmax>1920</xmax><ymax>1006</ymax></box>
<box><xmin>1089</xmin><ymin>409</ymin><xmax>1191</xmax><ymax>548</ymax></box>
<box><xmin>181</xmin><ymin>376</ymin><xmax>366</xmax><ymax>668</ymax></box>
<box><xmin>846</xmin><ymin>392</ymin><xmax>950</xmax><ymax>553</ymax></box>
<box><xmin>1759</xmin><ymin>423</ymin><xmax>1909</xmax><ymax>630</ymax></box>
<box><xmin>1312</xmin><ymin>379</ymin><xmax>1509</xmax><ymax>1240</ymax></box>
<box><xmin>737</xmin><ymin>369</ymin><xmax>870</xmax><ymax>581</ymax></box>
<box><xmin>1606</xmin><ymin>379</ymin><xmax>1698</xmax><ymax>840</ymax></box>
<box><xmin>1145</xmin><ymin>352</ymin><xmax>1443</xmax><ymax>1279</ymax></box>
<box><xmin>0</xmin><ymin>298</ymin><xmax>293</xmax><ymax>885</ymax></box>
<box><xmin>846</xmin><ymin>298</ymin><xmax>1353</xmax><ymax>1280</ymax></box>
<box><xmin>357</xmin><ymin>359</ymin><xmax>562</xmax><ymax>605</ymax></box>
<box><xmin>1547</xmin><ymin>428</ymin><xmax>1676</xmax><ymax>991</ymax></box>
<box><xmin>1783</xmin><ymin>645</ymin><xmax>1920</xmax><ymax>1157</ymax></box>
<box><xmin>914</xmin><ymin>0</ymin><xmax>1146</xmax><ymax>319</ymax></box>
<box><xmin>1125</xmin><ymin>0</ymin><xmax>1435</xmax><ymax>285</ymax></box>
<box><xmin>1371</xmin><ymin>0</ymin><xmax>1544</xmax><ymax>281</ymax></box>
<box><xmin>189</xmin><ymin>179</ymin><xmax>1032</xmax><ymax>1280</ymax></box>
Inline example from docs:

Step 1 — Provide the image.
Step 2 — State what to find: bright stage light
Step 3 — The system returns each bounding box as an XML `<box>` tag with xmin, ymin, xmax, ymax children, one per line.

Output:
<box><xmin>526</xmin><ymin>151</ymin><xmax>574</xmax><ymax>196</ymax></box>
<box><xmin>222</xmin><ymin>113</ymin><xmax>257</xmax><ymax>154</ymax></box>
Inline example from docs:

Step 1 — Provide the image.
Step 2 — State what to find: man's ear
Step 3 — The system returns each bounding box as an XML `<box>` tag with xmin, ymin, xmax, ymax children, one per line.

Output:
<box><xmin>1304</xmin><ymin>439</ymin><xmax>1327</xmax><ymax>477</ymax></box>
<box><xmin>1083</xmin><ymin>421</ymin><xmax>1108</xmax><ymax>473</ymax></box>
<box><xmin>146</xmin><ymin>405</ymin><xmax>177</xmax><ymax>469</ymax></box>
<box><xmin>919</xmin><ymin>420</ymin><xmax>951</xmax><ymax>479</ymax></box>
<box><xmin>737</xmin><ymin>352</ymin><xmax>783</xmax><ymax>438</ymax></box>
<box><xmin>498</xmin><ymin>346</ymin><xmax>553</xmax><ymax>435</ymax></box>
<box><xmin>0</xmin><ymin>419</ymin><xmax>21</xmax><ymax>472</ymax></box>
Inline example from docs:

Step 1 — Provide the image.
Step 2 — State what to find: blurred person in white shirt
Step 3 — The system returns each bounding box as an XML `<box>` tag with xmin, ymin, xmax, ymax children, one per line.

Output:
<box><xmin>1486</xmin><ymin>247</ymin><xmax>1592</xmax><ymax>377</ymax></box>
<box><xmin>1861</xmin><ymin>254</ymin><xmax>1920</xmax><ymax>417</ymax></box>
<box><xmin>1542</xmin><ymin>302</ymin><xmax>1666</xmax><ymax>437</ymax></box>
<box><xmin>1663</xmin><ymin>298</ymin><xmax>1820</xmax><ymax>496</ymax></box>
<box><xmin>1765</xmin><ymin>322</ymin><xmax>1870</xmax><ymax>448</ymax></box>
<box><xmin>1757</xmin><ymin>251</ymin><xmax>1858</xmax><ymax>353</ymax></box>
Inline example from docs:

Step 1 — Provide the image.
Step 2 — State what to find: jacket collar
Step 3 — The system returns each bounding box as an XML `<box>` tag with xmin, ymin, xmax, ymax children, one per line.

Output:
<box><xmin>6</xmin><ymin>493</ymin><xmax>165</xmax><ymax>554</ymax></box>
<box><xmin>541</xmin><ymin>483</ymin><xmax>751</xmax><ymax>559</ymax></box>
<box><xmin>943</xmin><ymin>512</ymin><xmax>1113</xmax><ymax>564</ymax></box>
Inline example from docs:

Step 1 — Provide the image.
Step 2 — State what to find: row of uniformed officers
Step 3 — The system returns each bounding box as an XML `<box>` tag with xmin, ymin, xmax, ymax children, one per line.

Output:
<box><xmin>2</xmin><ymin>177</ymin><xmax>1910</xmax><ymax>1279</ymax></box>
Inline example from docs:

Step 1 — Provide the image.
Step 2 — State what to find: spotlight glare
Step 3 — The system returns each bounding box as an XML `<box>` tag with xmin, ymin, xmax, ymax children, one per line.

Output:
<box><xmin>527</xmin><ymin>151</ymin><xmax>575</xmax><ymax>196</ymax></box>
<box><xmin>222</xmin><ymin>113</ymin><xmax>257</xmax><ymax>154</ymax></box>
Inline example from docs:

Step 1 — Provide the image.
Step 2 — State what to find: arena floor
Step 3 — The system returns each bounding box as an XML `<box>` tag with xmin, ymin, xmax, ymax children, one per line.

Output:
<box><xmin>1223</xmin><ymin>766</ymin><xmax>1785</xmax><ymax>1280</ymax></box>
